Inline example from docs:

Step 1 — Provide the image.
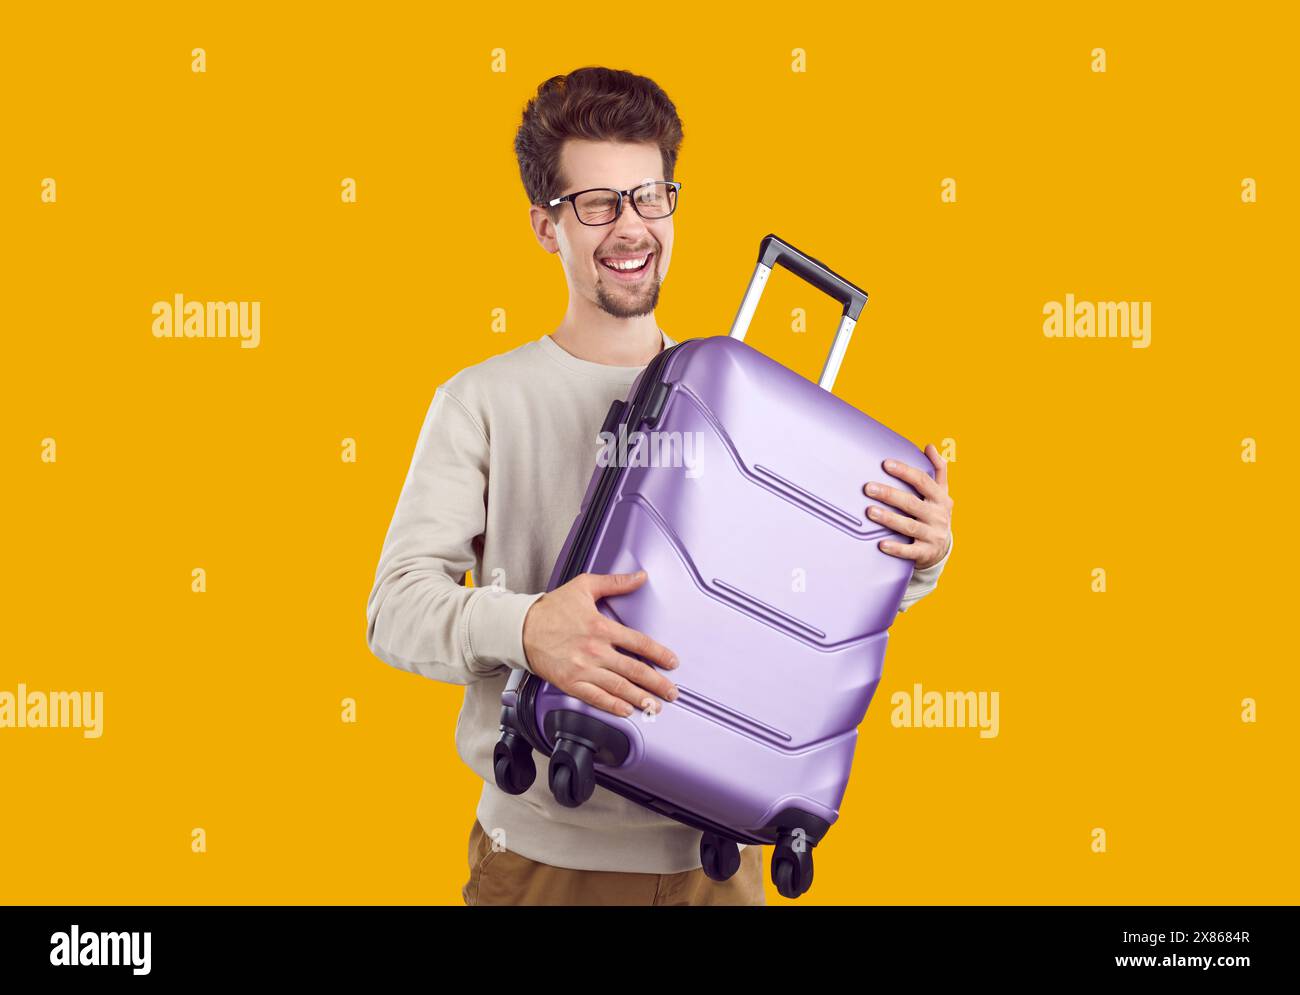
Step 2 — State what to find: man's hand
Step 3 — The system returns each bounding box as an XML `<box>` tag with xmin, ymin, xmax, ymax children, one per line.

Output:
<box><xmin>521</xmin><ymin>570</ymin><xmax>679</xmax><ymax>719</ymax></box>
<box><xmin>864</xmin><ymin>444</ymin><xmax>953</xmax><ymax>569</ymax></box>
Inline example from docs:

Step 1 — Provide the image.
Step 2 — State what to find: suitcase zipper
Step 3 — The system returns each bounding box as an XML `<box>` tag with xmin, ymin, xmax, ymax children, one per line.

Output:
<box><xmin>512</xmin><ymin>343</ymin><xmax>689</xmax><ymax>764</ymax></box>
<box><xmin>554</xmin><ymin>341</ymin><xmax>685</xmax><ymax>586</ymax></box>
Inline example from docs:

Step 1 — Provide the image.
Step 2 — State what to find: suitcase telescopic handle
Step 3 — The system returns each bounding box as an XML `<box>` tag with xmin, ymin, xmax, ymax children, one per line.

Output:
<box><xmin>727</xmin><ymin>234</ymin><xmax>869</xmax><ymax>393</ymax></box>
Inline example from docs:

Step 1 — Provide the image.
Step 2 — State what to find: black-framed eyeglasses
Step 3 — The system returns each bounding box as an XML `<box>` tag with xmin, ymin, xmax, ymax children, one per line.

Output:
<box><xmin>546</xmin><ymin>180</ymin><xmax>681</xmax><ymax>226</ymax></box>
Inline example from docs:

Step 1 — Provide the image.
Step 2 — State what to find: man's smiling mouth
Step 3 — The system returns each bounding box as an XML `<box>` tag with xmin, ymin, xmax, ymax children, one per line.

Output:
<box><xmin>598</xmin><ymin>251</ymin><xmax>654</xmax><ymax>279</ymax></box>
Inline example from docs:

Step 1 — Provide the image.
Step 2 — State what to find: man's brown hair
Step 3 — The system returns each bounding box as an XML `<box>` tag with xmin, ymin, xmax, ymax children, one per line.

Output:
<box><xmin>515</xmin><ymin>67</ymin><xmax>684</xmax><ymax>217</ymax></box>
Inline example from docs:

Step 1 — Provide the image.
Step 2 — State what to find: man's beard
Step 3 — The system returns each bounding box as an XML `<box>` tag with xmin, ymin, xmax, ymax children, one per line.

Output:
<box><xmin>595</xmin><ymin>273</ymin><xmax>661</xmax><ymax>319</ymax></box>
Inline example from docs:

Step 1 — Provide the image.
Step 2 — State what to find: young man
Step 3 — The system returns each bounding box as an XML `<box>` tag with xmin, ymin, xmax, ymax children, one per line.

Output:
<box><xmin>366</xmin><ymin>66</ymin><xmax>954</xmax><ymax>906</ymax></box>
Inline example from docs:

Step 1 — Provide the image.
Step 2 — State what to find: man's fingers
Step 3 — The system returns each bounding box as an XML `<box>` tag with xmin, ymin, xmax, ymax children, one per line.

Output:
<box><xmin>863</xmin><ymin>480</ymin><xmax>925</xmax><ymax>519</ymax></box>
<box><xmin>578</xmin><ymin>668</ymin><xmax>663</xmax><ymax>716</ymax></box>
<box><xmin>604</xmin><ymin>619</ymin><xmax>678</xmax><ymax>671</ymax></box>
<box><xmin>597</xmin><ymin>645</ymin><xmax>678</xmax><ymax>703</ymax></box>
<box><xmin>568</xmin><ymin>681</ymin><xmax>638</xmax><ymax>718</ymax></box>
<box><xmin>868</xmin><ymin>504</ymin><xmax>924</xmax><ymax>538</ymax></box>
<box><xmin>878</xmin><ymin>538</ymin><xmax>926</xmax><ymax>561</ymax></box>
<box><xmin>880</xmin><ymin>457</ymin><xmax>945</xmax><ymax>503</ymax></box>
<box><xmin>584</xmin><ymin>570</ymin><xmax>648</xmax><ymax>599</ymax></box>
<box><xmin>925</xmin><ymin>444</ymin><xmax>949</xmax><ymax>491</ymax></box>
<box><xmin>869</xmin><ymin>504</ymin><xmax>948</xmax><ymax>544</ymax></box>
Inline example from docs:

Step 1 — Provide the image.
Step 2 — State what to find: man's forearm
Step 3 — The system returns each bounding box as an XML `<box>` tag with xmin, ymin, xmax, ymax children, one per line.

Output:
<box><xmin>365</xmin><ymin>385</ymin><xmax>543</xmax><ymax>685</ymax></box>
<box><xmin>367</xmin><ymin>566</ymin><xmax>542</xmax><ymax>684</ymax></box>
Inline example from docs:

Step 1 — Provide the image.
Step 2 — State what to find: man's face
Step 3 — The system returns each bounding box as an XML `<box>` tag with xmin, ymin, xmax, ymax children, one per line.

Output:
<box><xmin>541</xmin><ymin>139</ymin><xmax>675</xmax><ymax>319</ymax></box>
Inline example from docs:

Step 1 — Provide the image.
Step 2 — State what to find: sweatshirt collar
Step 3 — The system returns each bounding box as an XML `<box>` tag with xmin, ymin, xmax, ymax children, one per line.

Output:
<box><xmin>537</xmin><ymin>330</ymin><xmax>677</xmax><ymax>382</ymax></box>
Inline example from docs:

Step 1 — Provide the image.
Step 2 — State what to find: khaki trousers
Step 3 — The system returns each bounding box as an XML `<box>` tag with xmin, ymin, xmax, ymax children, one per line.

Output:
<box><xmin>462</xmin><ymin>818</ymin><xmax>767</xmax><ymax>906</ymax></box>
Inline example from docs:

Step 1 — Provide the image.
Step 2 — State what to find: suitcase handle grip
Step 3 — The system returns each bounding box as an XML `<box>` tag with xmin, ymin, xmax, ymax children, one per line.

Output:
<box><xmin>758</xmin><ymin>234</ymin><xmax>868</xmax><ymax>320</ymax></box>
<box><xmin>728</xmin><ymin>234</ymin><xmax>869</xmax><ymax>393</ymax></box>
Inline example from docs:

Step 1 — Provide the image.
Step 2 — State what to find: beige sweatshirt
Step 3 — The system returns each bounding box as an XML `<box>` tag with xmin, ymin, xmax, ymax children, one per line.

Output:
<box><xmin>365</xmin><ymin>331</ymin><xmax>953</xmax><ymax>873</ymax></box>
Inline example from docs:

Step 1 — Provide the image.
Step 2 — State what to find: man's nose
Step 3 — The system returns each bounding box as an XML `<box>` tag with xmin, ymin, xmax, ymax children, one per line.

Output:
<box><xmin>612</xmin><ymin>194</ymin><xmax>652</xmax><ymax>238</ymax></box>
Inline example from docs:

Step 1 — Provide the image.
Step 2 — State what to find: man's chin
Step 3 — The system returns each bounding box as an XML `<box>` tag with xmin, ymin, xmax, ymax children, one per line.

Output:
<box><xmin>595</xmin><ymin>281</ymin><xmax>660</xmax><ymax>319</ymax></box>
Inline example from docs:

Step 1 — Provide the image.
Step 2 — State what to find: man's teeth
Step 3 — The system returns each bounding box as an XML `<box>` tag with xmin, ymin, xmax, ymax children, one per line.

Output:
<box><xmin>602</xmin><ymin>254</ymin><xmax>650</xmax><ymax>271</ymax></box>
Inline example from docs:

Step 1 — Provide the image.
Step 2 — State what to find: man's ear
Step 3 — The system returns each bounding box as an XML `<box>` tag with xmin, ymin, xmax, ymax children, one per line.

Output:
<box><xmin>528</xmin><ymin>205</ymin><xmax>560</xmax><ymax>254</ymax></box>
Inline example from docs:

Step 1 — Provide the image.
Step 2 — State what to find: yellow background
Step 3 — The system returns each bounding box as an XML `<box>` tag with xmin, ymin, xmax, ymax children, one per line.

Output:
<box><xmin>2</xmin><ymin>2</ymin><xmax>1295</xmax><ymax>904</ymax></box>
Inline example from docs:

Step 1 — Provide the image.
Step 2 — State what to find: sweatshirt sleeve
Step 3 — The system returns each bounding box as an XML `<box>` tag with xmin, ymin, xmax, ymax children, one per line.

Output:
<box><xmin>366</xmin><ymin>385</ymin><xmax>544</xmax><ymax>685</ymax></box>
<box><xmin>897</xmin><ymin>531</ymin><xmax>953</xmax><ymax>614</ymax></box>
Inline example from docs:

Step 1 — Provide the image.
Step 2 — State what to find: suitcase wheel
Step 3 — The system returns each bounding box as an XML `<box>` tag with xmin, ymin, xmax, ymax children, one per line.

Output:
<box><xmin>548</xmin><ymin>737</ymin><xmax>596</xmax><ymax>808</ymax></box>
<box><xmin>771</xmin><ymin>832</ymin><xmax>815</xmax><ymax>899</ymax></box>
<box><xmin>700</xmin><ymin>832</ymin><xmax>742</xmax><ymax>882</ymax></box>
<box><xmin>493</xmin><ymin>731</ymin><xmax>536</xmax><ymax>795</ymax></box>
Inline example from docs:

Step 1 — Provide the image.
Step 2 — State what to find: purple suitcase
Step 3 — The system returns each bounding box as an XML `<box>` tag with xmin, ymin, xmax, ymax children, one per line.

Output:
<box><xmin>494</xmin><ymin>234</ymin><xmax>936</xmax><ymax>899</ymax></box>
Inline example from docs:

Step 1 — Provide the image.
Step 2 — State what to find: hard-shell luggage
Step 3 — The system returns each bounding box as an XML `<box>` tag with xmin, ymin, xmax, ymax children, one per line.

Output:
<box><xmin>494</xmin><ymin>234</ymin><xmax>937</xmax><ymax>899</ymax></box>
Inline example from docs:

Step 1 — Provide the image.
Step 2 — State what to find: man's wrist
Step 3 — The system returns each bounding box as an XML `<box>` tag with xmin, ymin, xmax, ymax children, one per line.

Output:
<box><xmin>917</xmin><ymin>533</ymin><xmax>953</xmax><ymax>573</ymax></box>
